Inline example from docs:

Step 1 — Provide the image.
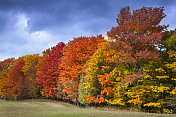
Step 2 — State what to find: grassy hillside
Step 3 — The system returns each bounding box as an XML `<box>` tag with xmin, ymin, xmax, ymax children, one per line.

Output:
<box><xmin>0</xmin><ymin>101</ymin><xmax>175</xmax><ymax>117</ymax></box>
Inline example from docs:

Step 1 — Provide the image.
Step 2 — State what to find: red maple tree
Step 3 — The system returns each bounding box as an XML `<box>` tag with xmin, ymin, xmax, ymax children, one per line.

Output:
<box><xmin>36</xmin><ymin>42</ymin><xmax>65</xmax><ymax>97</ymax></box>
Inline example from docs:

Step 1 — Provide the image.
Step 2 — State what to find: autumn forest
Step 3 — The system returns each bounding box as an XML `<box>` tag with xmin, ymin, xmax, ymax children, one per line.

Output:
<box><xmin>0</xmin><ymin>6</ymin><xmax>176</xmax><ymax>114</ymax></box>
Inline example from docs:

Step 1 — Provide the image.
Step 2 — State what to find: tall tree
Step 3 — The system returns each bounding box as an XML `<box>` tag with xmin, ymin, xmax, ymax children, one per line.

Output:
<box><xmin>35</xmin><ymin>48</ymin><xmax>51</xmax><ymax>97</ymax></box>
<box><xmin>36</xmin><ymin>42</ymin><xmax>65</xmax><ymax>98</ymax></box>
<box><xmin>107</xmin><ymin>6</ymin><xmax>167</xmax><ymax>110</ymax></box>
<box><xmin>107</xmin><ymin>6</ymin><xmax>166</xmax><ymax>75</ymax></box>
<box><xmin>59</xmin><ymin>35</ymin><xmax>104</xmax><ymax>103</ymax></box>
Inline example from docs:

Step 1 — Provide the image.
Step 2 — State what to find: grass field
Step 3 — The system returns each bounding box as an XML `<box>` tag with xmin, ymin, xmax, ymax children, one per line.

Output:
<box><xmin>0</xmin><ymin>100</ymin><xmax>175</xmax><ymax>117</ymax></box>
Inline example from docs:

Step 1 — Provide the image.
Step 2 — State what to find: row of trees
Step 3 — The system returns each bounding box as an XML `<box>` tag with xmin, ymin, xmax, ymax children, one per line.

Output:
<box><xmin>0</xmin><ymin>6</ymin><xmax>175</xmax><ymax>113</ymax></box>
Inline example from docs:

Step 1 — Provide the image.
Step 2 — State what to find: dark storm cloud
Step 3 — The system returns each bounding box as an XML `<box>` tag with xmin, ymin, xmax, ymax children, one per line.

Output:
<box><xmin>0</xmin><ymin>0</ymin><xmax>112</xmax><ymax>33</ymax></box>
<box><xmin>0</xmin><ymin>0</ymin><xmax>175</xmax><ymax>33</ymax></box>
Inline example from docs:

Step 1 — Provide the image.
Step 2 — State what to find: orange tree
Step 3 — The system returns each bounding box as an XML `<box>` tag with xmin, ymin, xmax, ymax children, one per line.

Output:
<box><xmin>59</xmin><ymin>35</ymin><xmax>104</xmax><ymax>103</ymax></box>
<box><xmin>0</xmin><ymin>58</ymin><xmax>15</xmax><ymax>98</ymax></box>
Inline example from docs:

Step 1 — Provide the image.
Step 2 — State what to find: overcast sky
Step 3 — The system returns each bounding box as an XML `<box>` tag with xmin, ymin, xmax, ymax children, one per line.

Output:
<box><xmin>0</xmin><ymin>0</ymin><xmax>176</xmax><ymax>61</ymax></box>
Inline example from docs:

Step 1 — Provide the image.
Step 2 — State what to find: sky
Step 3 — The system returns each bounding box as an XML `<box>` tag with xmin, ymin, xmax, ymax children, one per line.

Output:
<box><xmin>0</xmin><ymin>0</ymin><xmax>176</xmax><ymax>61</ymax></box>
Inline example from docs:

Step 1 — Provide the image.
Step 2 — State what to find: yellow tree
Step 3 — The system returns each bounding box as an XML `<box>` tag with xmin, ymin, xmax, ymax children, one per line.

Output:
<box><xmin>22</xmin><ymin>54</ymin><xmax>40</xmax><ymax>98</ymax></box>
<box><xmin>83</xmin><ymin>41</ymin><xmax>129</xmax><ymax>105</ymax></box>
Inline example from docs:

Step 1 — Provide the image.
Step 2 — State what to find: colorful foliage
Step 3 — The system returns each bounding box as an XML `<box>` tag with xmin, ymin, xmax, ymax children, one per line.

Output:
<box><xmin>83</xmin><ymin>41</ymin><xmax>128</xmax><ymax>105</ymax></box>
<box><xmin>0</xmin><ymin>58</ymin><xmax>15</xmax><ymax>98</ymax></box>
<box><xmin>36</xmin><ymin>42</ymin><xmax>65</xmax><ymax>97</ymax></box>
<box><xmin>59</xmin><ymin>35</ymin><xmax>104</xmax><ymax>102</ymax></box>
<box><xmin>22</xmin><ymin>54</ymin><xmax>40</xmax><ymax>98</ymax></box>
<box><xmin>0</xmin><ymin>6</ymin><xmax>175</xmax><ymax>114</ymax></box>
<box><xmin>7</xmin><ymin>57</ymin><xmax>28</xmax><ymax>100</ymax></box>
<box><xmin>107</xmin><ymin>6</ymin><xmax>166</xmax><ymax>77</ymax></box>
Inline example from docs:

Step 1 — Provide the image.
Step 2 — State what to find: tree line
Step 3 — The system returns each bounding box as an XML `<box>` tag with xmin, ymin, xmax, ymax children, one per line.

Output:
<box><xmin>0</xmin><ymin>6</ymin><xmax>175</xmax><ymax>114</ymax></box>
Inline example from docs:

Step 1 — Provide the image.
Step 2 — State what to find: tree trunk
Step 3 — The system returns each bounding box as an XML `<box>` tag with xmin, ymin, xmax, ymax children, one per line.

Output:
<box><xmin>139</xmin><ymin>105</ymin><xmax>142</xmax><ymax>111</ymax></box>
<box><xmin>4</xmin><ymin>93</ymin><xmax>8</xmax><ymax>100</ymax></box>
